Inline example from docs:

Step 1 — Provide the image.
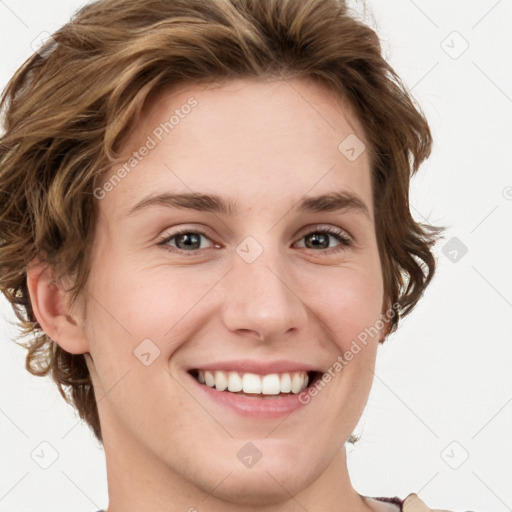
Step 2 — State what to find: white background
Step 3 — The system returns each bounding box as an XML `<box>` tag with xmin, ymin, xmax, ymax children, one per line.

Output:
<box><xmin>0</xmin><ymin>1</ymin><xmax>511</xmax><ymax>511</ymax></box>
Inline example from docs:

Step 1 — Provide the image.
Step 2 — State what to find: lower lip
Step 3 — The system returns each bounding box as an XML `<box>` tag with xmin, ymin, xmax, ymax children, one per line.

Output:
<box><xmin>187</xmin><ymin>372</ymin><xmax>311</xmax><ymax>418</ymax></box>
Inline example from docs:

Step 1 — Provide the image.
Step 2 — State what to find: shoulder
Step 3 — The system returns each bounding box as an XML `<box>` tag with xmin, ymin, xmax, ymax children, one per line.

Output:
<box><xmin>403</xmin><ymin>493</ymin><xmax>476</xmax><ymax>512</ymax></box>
<box><xmin>370</xmin><ymin>493</ymin><xmax>474</xmax><ymax>512</ymax></box>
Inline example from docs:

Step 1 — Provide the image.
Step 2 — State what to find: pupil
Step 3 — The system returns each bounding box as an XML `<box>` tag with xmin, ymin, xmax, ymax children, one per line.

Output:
<box><xmin>306</xmin><ymin>233</ymin><xmax>328</xmax><ymax>249</ymax></box>
<box><xmin>177</xmin><ymin>233</ymin><xmax>200</xmax><ymax>250</ymax></box>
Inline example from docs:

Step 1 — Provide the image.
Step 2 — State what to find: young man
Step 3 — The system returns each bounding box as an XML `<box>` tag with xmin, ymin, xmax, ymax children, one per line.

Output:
<box><xmin>0</xmin><ymin>0</ymin><xmax>455</xmax><ymax>510</ymax></box>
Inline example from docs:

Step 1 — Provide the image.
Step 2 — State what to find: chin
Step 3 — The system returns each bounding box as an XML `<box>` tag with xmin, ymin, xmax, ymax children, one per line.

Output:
<box><xmin>205</xmin><ymin>468</ymin><xmax>312</xmax><ymax>507</ymax></box>
<box><xmin>187</xmin><ymin>446</ymin><xmax>323</xmax><ymax>507</ymax></box>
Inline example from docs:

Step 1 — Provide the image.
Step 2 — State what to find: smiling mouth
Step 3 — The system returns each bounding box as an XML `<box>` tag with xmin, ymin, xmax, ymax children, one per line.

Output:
<box><xmin>189</xmin><ymin>369</ymin><xmax>321</xmax><ymax>397</ymax></box>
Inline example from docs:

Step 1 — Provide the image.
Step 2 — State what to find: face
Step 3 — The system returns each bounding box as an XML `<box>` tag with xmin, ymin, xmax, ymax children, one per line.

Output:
<box><xmin>79</xmin><ymin>78</ymin><xmax>386</xmax><ymax>506</ymax></box>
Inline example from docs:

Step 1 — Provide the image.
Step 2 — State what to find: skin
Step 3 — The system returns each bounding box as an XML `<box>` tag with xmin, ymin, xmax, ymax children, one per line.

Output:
<box><xmin>27</xmin><ymin>77</ymin><xmax>398</xmax><ymax>512</ymax></box>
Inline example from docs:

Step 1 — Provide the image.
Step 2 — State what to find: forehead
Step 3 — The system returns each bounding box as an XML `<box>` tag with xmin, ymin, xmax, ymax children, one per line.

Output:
<box><xmin>103</xmin><ymin>77</ymin><xmax>373</xmax><ymax>222</ymax></box>
<box><xmin>134</xmin><ymin>77</ymin><xmax>368</xmax><ymax>155</ymax></box>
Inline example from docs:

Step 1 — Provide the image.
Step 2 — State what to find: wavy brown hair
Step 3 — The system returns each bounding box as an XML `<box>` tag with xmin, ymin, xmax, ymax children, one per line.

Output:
<box><xmin>0</xmin><ymin>0</ymin><xmax>441</xmax><ymax>443</ymax></box>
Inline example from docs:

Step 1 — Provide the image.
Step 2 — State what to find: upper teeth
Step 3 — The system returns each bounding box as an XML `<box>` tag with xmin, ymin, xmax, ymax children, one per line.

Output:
<box><xmin>197</xmin><ymin>370</ymin><xmax>310</xmax><ymax>395</ymax></box>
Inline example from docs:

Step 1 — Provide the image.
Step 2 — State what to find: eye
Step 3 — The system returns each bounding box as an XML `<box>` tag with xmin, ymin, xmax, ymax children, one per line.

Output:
<box><xmin>157</xmin><ymin>229</ymin><xmax>217</xmax><ymax>253</ymax></box>
<box><xmin>294</xmin><ymin>225</ymin><xmax>353</xmax><ymax>252</ymax></box>
<box><xmin>157</xmin><ymin>225</ymin><xmax>353</xmax><ymax>255</ymax></box>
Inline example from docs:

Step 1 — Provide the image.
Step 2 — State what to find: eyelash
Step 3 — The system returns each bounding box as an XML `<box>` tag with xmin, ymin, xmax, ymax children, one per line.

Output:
<box><xmin>156</xmin><ymin>225</ymin><xmax>353</xmax><ymax>255</ymax></box>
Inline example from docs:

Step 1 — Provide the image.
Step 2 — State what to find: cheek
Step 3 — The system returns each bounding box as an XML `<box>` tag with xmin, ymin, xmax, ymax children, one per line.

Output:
<box><xmin>304</xmin><ymin>263</ymin><xmax>384</xmax><ymax>350</ymax></box>
<box><xmin>86</xmin><ymin>254</ymin><xmax>199</xmax><ymax>337</ymax></box>
<box><xmin>308</xmin><ymin>269</ymin><xmax>383</xmax><ymax>423</ymax></box>
<box><xmin>83</xmin><ymin>259</ymin><xmax>215</xmax><ymax>398</ymax></box>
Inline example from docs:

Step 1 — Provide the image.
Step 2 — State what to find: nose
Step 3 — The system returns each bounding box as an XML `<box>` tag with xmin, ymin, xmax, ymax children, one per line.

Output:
<box><xmin>220</xmin><ymin>242</ymin><xmax>309</xmax><ymax>343</ymax></box>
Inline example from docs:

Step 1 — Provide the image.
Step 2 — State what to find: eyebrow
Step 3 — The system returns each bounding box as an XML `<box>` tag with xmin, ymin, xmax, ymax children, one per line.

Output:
<box><xmin>127</xmin><ymin>191</ymin><xmax>371</xmax><ymax>219</ymax></box>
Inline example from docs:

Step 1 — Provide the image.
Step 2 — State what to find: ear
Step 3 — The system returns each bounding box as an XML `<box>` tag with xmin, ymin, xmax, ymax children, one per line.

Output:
<box><xmin>26</xmin><ymin>258</ymin><xmax>90</xmax><ymax>354</ymax></box>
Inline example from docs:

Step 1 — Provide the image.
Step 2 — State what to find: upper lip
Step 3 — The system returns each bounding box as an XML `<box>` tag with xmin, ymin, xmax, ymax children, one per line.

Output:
<box><xmin>187</xmin><ymin>359</ymin><xmax>322</xmax><ymax>375</ymax></box>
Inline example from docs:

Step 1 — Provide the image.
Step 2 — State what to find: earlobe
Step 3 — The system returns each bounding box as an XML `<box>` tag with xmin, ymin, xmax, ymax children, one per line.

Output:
<box><xmin>26</xmin><ymin>259</ymin><xmax>90</xmax><ymax>355</ymax></box>
<box><xmin>378</xmin><ymin>304</ymin><xmax>393</xmax><ymax>344</ymax></box>
<box><xmin>378</xmin><ymin>323</ymin><xmax>390</xmax><ymax>344</ymax></box>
